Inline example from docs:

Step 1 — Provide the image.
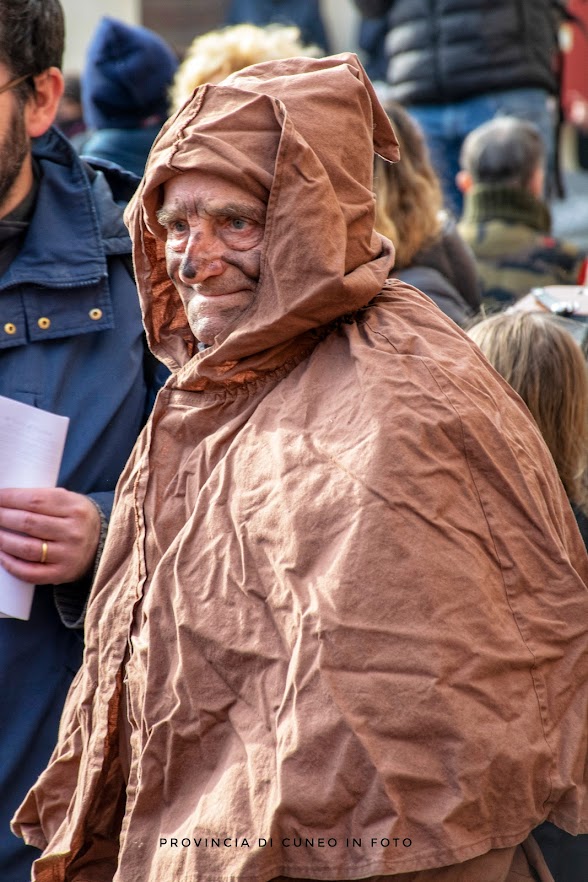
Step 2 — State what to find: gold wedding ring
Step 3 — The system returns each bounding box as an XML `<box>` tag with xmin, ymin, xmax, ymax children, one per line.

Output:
<box><xmin>40</xmin><ymin>541</ymin><xmax>48</xmax><ymax>565</ymax></box>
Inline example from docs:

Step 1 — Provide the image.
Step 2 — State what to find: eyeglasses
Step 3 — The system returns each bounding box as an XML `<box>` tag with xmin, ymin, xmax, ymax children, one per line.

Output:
<box><xmin>0</xmin><ymin>73</ymin><xmax>32</xmax><ymax>97</ymax></box>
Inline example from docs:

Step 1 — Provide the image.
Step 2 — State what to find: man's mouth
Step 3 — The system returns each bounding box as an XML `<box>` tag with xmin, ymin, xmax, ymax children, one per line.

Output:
<box><xmin>192</xmin><ymin>286</ymin><xmax>253</xmax><ymax>299</ymax></box>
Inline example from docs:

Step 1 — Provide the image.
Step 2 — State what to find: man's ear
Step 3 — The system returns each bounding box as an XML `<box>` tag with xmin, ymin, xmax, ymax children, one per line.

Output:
<box><xmin>24</xmin><ymin>67</ymin><xmax>64</xmax><ymax>138</ymax></box>
<box><xmin>529</xmin><ymin>164</ymin><xmax>545</xmax><ymax>199</ymax></box>
<box><xmin>455</xmin><ymin>170</ymin><xmax>473</xmax><ymax>194</ymax></box>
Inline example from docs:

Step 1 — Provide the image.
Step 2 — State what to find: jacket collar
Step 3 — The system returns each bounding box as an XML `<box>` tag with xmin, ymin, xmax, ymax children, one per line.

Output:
<box><xmin>461</xmin><ymin>185</ymin><xmax>551</xmax><ymax>234</ymax></box>
<box><xmin>0</xmin><ymin>126</ymin><xmax>133</xmax><ymax>291</ymax></box>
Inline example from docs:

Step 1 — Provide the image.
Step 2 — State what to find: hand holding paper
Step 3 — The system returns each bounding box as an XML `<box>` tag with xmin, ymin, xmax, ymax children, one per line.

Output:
<box><xmin>0</xmin><ymin>395</ymin><xmax>71</xmax><ymax>619</ymax></box>
<box><xmin>0</xmin><ymin>487</ymin><xmax>101</xmax><ymax>585</ymax></box>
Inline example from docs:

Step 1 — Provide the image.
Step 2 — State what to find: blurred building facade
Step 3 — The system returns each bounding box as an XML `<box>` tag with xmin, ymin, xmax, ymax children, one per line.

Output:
<box><xmin>62</xmin><ymin>0</ymin><xmax>139</xmax><ymax>71</ymax></box>
<box><xmin>62</xmin><ymin>0</ymin><xmax>359</xmax><ymax>72</ymax></box>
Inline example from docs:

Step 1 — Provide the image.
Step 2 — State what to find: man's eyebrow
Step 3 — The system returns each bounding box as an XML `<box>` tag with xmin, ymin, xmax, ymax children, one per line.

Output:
<box><xmin>156</xmin><ymin>201</ymin><xmax>265</xmax><ymax>226</ymax></box>
<box><xmin>203</xmin><ymin>202</ymin><xmax>266</xmax><ymax>223</ymax></box>
<box><xmin>156</xmin><ymin>206</ymin><xmax>187</xmax><ymax>226</ymax></box>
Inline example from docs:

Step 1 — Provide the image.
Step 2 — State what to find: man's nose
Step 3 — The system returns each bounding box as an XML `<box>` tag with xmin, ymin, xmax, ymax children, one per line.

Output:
<box><xmin>179</xmin><ymin>228</ymin><xmax>225</xmax><ymax>283</ymax></box>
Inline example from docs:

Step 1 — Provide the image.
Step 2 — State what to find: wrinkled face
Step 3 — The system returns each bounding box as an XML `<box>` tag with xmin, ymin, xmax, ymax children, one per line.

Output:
<box><xmin>158</xmin><ymin>170</ymin><xmax>266</xmax><ymax>345</ymax></box>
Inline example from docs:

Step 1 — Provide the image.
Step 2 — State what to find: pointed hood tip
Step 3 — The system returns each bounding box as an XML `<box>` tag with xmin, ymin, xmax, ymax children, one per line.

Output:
<box><xmin>128</xmin><ymin>54</ymin><xmax>397</xmax><ymax>381</ymax></box>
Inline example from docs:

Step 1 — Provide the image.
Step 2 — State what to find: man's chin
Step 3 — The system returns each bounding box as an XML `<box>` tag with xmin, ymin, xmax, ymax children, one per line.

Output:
<box><xmin>183</xmin><ymin>283</ymin><xmax>258</xmax><ymax>347</ymax></box>
<box><xmin>190</xmin><ymin>308</ymin><xmax>245</xmax><ymax>347</ymax></box>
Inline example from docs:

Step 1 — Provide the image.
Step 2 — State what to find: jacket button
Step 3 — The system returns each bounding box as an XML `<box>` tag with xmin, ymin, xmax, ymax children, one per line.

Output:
<box><xmin>38</xmin><ymin>317</ymin><xmax>51</xmax><ymax>330</ymax></box>
<box><xmin>89</xmin><ymin>308</ymin><xmax>103</xmax><ymax>320</ymax></box>
<box><xmin>4</xmin><ymin>322</ymin><xmax>16</xmax><ymax>335</ymax></box>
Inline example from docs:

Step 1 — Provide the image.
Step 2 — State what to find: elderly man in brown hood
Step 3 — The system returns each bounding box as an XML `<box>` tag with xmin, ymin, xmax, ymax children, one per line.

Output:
<box><xmin>11</xmin><ymin>55</ymin><xmax>588</xmax><ymax>882</ymax></box>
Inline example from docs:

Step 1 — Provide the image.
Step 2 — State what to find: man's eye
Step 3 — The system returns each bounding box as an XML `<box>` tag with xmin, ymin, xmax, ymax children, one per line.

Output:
<box><xmin>170</xmin><ymin>220</ymin><xmax>188</xmax><ymax>234</ymax></box>
<box><xmin>230</xmin><ymin>218</ymin><xmax>249</xmax><ymax>231</ymax></box>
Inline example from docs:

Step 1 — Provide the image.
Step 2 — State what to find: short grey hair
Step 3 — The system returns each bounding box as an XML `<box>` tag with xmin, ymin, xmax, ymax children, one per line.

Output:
<box><xmin>459</xmin><ymin>116</ymin><xmax>545</xmax><ymax>189</ymax></box>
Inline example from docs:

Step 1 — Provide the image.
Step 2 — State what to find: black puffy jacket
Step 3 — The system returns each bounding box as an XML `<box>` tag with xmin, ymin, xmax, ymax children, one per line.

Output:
<box><xmin>355</xmin><ymin>0</ymin><xmax>561</xmax><ymax>104</ymax></box>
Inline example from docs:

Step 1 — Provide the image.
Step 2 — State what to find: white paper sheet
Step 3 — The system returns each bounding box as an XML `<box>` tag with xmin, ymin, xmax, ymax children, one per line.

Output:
<box><xmin>0</xmin><ymin>396</ymin><xmax>69</xmax><ymax>620</ymax></box>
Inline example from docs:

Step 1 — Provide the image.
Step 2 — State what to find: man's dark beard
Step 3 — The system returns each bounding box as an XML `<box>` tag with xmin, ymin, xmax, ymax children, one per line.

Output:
<box><xmin>0</xmin><ymin>99</ymin><xmax>29</xmax><ymax>213</ymax></box>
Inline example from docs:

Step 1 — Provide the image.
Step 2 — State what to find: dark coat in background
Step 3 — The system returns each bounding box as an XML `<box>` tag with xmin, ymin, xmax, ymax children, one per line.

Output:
<box><xmin>394</xmin><ymin>217</ymin><xmax>482</xmax><ymax>325</ymax></box>
<box><xmin>354</xmin><ymin>0</ymin><xmax>560</xmax><ymax>104</ymax></box>
<box><xmin>226</xmin><ymin>0</ymin><xmax>330</xmax><ymax>51</ymax></box>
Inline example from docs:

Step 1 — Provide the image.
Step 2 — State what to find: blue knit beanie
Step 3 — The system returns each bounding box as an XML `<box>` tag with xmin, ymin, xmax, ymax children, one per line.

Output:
<box><xmin>82</xmin><ymin>17</ymin><xmax>178</xmax><ymax>130</ymax></box>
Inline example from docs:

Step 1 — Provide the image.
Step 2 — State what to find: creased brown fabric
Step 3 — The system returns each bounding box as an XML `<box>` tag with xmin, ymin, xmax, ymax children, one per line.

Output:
<box><xmin>269</xmin><ymin>831</ymin><xmax>554</xmax><ymax>881</ymax></box>
<box><xmin>12</xmin><ymin>54</ymin><xmax>588</xmax><ymax>882</ymax></box>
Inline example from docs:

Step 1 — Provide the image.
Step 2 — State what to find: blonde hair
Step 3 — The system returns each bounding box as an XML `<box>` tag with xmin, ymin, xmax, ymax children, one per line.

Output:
<box><xmin>169</xmin><ymin>23</ymin><xmax>321</xmax><ymax>113</ymax></box>
<box><xmin>373</xmin><ymin>100</ymin><xmax>443</xmax><ymax>269</ymax></box>
<box><xmin>468</xmin><ymin>311</ymin><xmax>588</xmax><ymax>512</ymax></box>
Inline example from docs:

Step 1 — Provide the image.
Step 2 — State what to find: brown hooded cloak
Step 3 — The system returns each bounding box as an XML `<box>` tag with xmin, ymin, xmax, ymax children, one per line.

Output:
<box><xmin>12</xmin><ymin>54</ymin><xmax>588</xmax><ymax>882</ymax></box>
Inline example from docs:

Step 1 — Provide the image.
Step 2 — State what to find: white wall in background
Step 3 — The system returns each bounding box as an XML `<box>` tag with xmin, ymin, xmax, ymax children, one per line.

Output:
<box><xmin>61</xmin><ymin>0</ymin><xmax>140</xmax><ymax>73</ymax></box>
<box><xmin>321</xmin><ymin>0</ymin><xmax>360</xmax><ymax>55</ymax></box>
<box><xmin>60</xmin><ymin>0</ymin><xmax>361</xmax><ymax>75</ymax></box>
